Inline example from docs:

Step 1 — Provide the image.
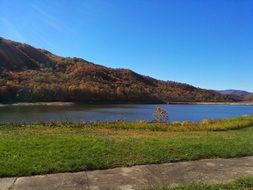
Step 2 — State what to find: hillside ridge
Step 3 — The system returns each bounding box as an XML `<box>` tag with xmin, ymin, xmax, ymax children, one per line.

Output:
<box><xmin>0</xmin><ymin>37</ymin><xmax>235</xmax><ymax>103</ymax></box>
<box><xmin>218</xmin><ymin>89</ymin><xmax>253</xmax><ymax>101</ymax></box>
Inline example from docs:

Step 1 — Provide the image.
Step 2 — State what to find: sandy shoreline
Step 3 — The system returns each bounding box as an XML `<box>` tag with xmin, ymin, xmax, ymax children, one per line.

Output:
<box><xmin>0</xmin><ymin>102</ymin><xmax>253</xmax><ymax>107</ymax></box>
<box><xmin>167</xmin><ymin>102</ymin><xmax>253</xmax><ymax>106</ymax></box>
<box><xmin>0</xmin><ymin>102</ymin><xmax>76</xmax><ymax>107</ymax></box>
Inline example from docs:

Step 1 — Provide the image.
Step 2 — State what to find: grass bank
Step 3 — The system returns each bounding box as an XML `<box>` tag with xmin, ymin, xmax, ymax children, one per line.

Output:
<box><xmin>158</xmin><ymin>176</ymin><xmax>253</xmax><ymax>190</ymax></box>
<box><xmin>0</xmin><ymin>115</ymin><xmax>253</xmax><ymax>177</ymax></box>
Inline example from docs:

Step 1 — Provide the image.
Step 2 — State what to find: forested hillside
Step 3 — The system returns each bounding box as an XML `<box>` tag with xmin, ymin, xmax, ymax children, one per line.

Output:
<box><xmin>0</xmin><ymin>37</ymin><xmax>235</xmax><ymax>103</ymax></box>
<box><xmin>218</xmin><ymin>90</ymin><xmax>253</xmax><ymax>102</ymax></box>
<box><xmin>245</xmin><ymin>94</ymin><xmax>253</xmax><ymax>102</ymax></box>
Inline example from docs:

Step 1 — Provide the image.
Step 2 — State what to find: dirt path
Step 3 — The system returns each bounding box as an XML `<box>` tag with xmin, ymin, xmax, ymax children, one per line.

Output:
<box><xmin>2</xmin><ymin>156</ymin><xmax>253</xmax><ymax>190</ymax></box>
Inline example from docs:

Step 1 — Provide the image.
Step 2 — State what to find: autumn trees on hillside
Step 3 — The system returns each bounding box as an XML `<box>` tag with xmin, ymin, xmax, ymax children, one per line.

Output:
<box><xmin>0</xmin><ymin>37</ymin><xmax>235</xmax><ymax>103</ymax></box>
<box><xmin>0</xmin><ymin>65</ymin><xmax>234</xmax><ymax>103</ymax></box>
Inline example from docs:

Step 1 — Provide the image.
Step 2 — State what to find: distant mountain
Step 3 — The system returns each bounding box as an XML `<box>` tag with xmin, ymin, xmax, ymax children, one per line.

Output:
<box><xmin>218</xmin><ymin>90</ymin><xmax>252</xmax><ymax>101</ymax></box>
<box><xmin>0</xmin><ymin>37</ymin><xmax>235</xmax><ymax>103</ymax></box>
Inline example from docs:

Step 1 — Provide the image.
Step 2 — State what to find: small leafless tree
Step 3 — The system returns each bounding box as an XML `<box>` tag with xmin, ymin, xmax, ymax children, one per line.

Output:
<box><xmin>154</xmin><ymin>106</ymin><xmax>168</xmax><ymax>123</ymax></box>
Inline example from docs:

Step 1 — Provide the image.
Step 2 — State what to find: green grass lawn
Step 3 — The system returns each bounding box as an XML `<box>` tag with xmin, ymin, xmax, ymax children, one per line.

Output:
<box><xmin>158</xmin><ymin>176</ymin><xmax>253</xmax><ymax>190</ymax></box>
<box><xmin>0</xmin><ymin>115</ymin><xmax>253</xmax><ymax>177</ymax></box>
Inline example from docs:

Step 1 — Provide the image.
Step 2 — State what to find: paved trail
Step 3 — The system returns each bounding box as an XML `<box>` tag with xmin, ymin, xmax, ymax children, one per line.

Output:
<box><xmin>1</xmin><ymin>156</ymin><xmax>253</xmax><ymax>190</ymax></box>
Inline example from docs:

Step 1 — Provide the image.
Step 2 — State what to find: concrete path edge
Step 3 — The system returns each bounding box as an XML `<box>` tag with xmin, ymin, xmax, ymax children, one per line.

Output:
<box><xmin>1</xmin><ymin>156</ymin><xmax>253</xmax><ymax>190</ymax></box>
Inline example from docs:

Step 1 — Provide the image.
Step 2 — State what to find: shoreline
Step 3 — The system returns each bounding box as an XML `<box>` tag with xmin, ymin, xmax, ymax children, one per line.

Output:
<box><xmin>0</xmin><ymin>101</ymin><xmax>253</xmax><ymax>107</ymax></box>
<box><xmin>167</xmin><ymin>102</ymin><xmax>253</xmax><ymax>106</ymax></box>
<box><xmin>0</xmin><ymin>102</ymin><xmax>76</xmax><ymax>107</ymax></box>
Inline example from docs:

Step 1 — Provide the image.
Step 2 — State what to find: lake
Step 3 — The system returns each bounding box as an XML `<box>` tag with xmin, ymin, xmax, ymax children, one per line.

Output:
<box><xmin>0</xmin><ymin>103</ymin><xmax>253</xmax><ymax>123</ymax></box>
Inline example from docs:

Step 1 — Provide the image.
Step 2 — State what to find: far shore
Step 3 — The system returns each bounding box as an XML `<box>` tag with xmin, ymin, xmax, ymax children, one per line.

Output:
<box><xmin>0</xmin><ymin>102</ymin><xmax>76</xmax><ymax>107</ymax></box>
<box><xmin>167</xmin><ymin>102</ymin><xmax>253</xmax><ymax>106</ymax></box>
<box><xmin>0</xmin><ymin>101</ymin><xmax>253</xmax><ymax>107</ymax></box>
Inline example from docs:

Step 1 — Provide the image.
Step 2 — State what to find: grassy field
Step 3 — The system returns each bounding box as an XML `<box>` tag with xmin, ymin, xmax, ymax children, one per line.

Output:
<box><xmin>0</xmin><ymin>115</ymin><xmax>253</xmax><ymax>177</ymax></box>
<box><xmin>159</xmin><ymin>176</ymin><xmax>253</xmax><ymax>190</ymax></box>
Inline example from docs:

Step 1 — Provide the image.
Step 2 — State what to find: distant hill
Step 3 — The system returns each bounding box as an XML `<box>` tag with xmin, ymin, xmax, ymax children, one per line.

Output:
<box><xmin>0</xmin><ymin>37</ymin><xmax>235</xmax><ymax>103</ymax></box>
<box><xmin>218</xmin><ymin>90</ymin><xmax>253</xmax><ymax>101</ymax></box>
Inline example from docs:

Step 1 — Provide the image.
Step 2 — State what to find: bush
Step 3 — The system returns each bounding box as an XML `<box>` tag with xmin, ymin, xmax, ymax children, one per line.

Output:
<box><xmin>181</xmin><ymin>121</ymin><xmax>192</xmax><ymax>126</ymax></box>
<box><xmin>201</xmin><ymin>119</ymin><xmax>216</xmax><ymax>125</ymax></box>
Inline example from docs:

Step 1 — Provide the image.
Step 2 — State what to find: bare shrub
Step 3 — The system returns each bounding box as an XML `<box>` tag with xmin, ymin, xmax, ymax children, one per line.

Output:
<box><xmin>154</xmin><ymin>106</ymin><xmax>168</xmax><ymax>123</ymax></box>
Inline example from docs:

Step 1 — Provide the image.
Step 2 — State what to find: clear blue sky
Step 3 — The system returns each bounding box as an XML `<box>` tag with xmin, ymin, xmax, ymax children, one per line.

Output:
<box><xmin>0</xmin><ymin>0</ymin><xmax>252</xmax><ymax>91</ymax></box>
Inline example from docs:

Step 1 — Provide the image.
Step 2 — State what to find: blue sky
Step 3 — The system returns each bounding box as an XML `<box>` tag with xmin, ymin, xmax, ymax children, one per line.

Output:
<box><xmin>0</xmin><ymin>0</ymin><xmax>252</xmax><ymax>91</ymax></box>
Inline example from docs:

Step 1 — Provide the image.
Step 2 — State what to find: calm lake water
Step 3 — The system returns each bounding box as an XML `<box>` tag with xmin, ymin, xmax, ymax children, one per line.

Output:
<box><xmin>0</xmin><ymin>104</ymin><xmax>253</xmax><ymax>123</ymax></box>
